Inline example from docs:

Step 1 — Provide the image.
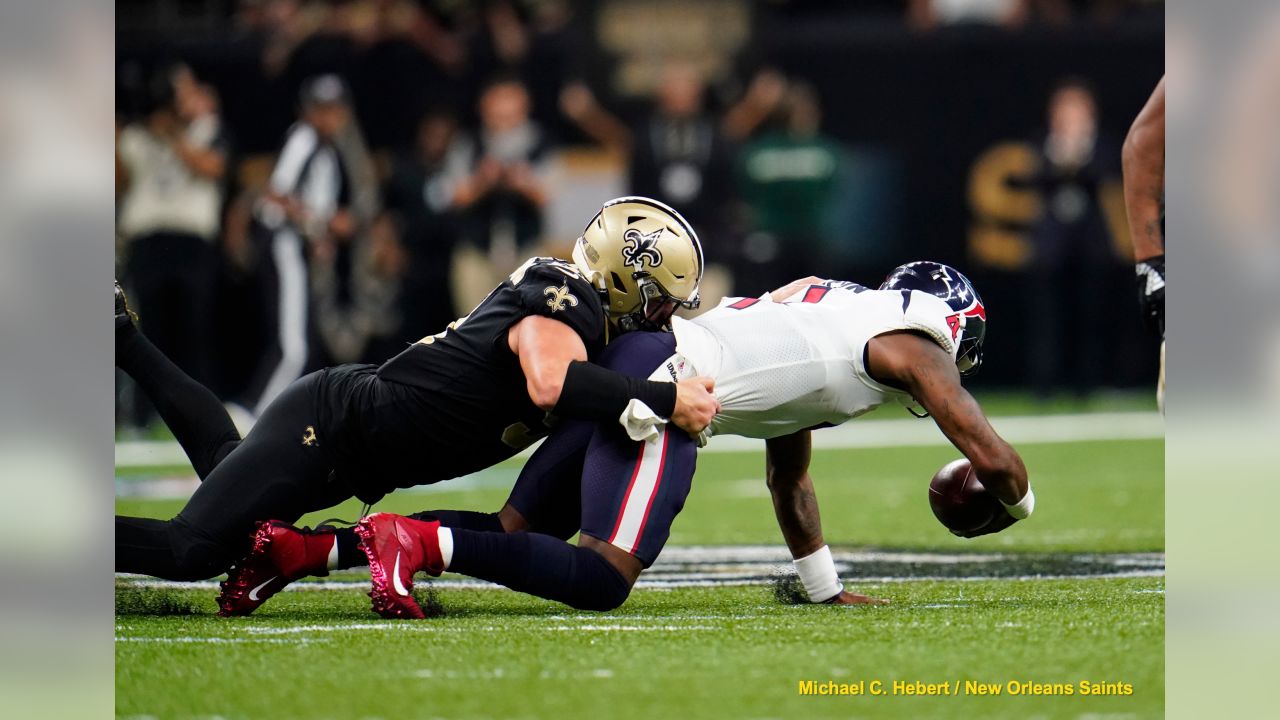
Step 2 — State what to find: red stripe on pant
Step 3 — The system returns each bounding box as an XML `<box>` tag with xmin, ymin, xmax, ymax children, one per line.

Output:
<box><xmin>607</xmin><ymin>441</ymin><xmax>648</xmax><ymax>544</ymax></box>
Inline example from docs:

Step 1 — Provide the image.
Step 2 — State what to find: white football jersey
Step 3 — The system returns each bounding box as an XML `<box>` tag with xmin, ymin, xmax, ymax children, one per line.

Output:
<box><xmin>671</xmin><ymin>281</ymin><xmax>961</xmax><ymax>440</ymax></box>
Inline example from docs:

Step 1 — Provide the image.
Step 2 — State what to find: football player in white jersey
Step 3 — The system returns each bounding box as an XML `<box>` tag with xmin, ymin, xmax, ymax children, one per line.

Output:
<box><xmin>251</xmin><ymin>261</ymin><xmax>1031</xmax><ymax>616</ymax></box>
<box><xmin>660</xmin><ymin>262</ymin><xmax>1029</xmax><ymax>605</ymax></box>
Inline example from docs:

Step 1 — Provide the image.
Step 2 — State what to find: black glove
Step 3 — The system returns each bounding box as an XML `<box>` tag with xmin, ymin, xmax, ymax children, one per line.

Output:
<box><xmin>1135</xmin><ymin>254</ymin><xmax>1165</xmax><ymax>338</ymax></box>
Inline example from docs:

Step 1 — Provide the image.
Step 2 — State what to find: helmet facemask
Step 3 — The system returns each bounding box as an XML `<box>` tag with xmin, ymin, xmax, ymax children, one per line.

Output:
<box><xmin>954</xmin><ymin>307</ymin><xmax>986</xmax><ymax>376</ymax></box>
<box><xmin>613</xmin><ymin>270</ymin><xmax>699</xmax><ymax>333</ymax></box>
<box><xmin>956</xmin><ymin>336</ymin><xmax>984</xmax><ymax>376</ymax></box>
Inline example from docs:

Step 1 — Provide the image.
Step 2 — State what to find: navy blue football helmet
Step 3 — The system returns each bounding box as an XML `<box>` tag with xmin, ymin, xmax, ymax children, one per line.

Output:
<box><xmin>879</xmin><ymin>261</ymin><xmax>987</xmax><ymax>376</ymax></box>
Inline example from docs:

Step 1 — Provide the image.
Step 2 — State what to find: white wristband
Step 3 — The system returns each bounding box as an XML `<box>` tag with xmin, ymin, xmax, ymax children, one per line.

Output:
<box><xmin>794</xmin><ymin>545</ymin><xmax>843</xmax><ymax>603</ymax></box>
<box><xmin>1000</xmin><ymin>486</ymin><xmax>1035</xmax><ymax>520</ymax></box>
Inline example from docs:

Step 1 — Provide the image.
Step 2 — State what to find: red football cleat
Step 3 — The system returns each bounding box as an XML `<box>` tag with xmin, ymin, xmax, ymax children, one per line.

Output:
<box><xmin>217</xmin><ymin>521</ymin><xmax>335</xmax><ymax>617</ymax></box>
<box><xmin>354</xmin><ymin>513</ymin><xmax>443</xmax><ymax>619</ymax></box>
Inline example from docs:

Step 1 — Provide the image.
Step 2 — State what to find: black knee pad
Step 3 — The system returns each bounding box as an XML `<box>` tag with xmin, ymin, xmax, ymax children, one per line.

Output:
<box><xmin>165</xmin><ymin>519</ymin><xmax>239</xmax><ymax>581</ymax></box>
<box><xmin>569</xmin><ymin>546</ymin><xmax>633</xmax><ymax>612</ymax></box>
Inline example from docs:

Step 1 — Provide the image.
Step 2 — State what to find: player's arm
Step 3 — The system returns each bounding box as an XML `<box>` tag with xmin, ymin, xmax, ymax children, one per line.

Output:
<box><xmin>765</xmin><ymin>430</ymin><xmax>887</xmax><ymax>605</ymax></box>
<box><xmin>171</xmin><ymin>136</ymin><xmax>226</xmax><ymax>180</ymax></box>
<box><xmin>507</xmin><ymin>316</ymin><xmax>718</xmax><ymax>435</ymax></box>
<box><xmin>261</xmin><ymin>125</ymin><xmax>318</xmax><ymax>228</ymax></box>
<box><xmin>1123</xmin><ymin>76</ymin><xmax>1166</xmax><ymax>335</ymax></box>
<box><xmin>559</xmin><ymin>82</ymin><xmax>634</xmax><ymax>156</ymax></box>
<box><xmin>867</xmin><ymin>331</ymin><xmax>1031</xmax><ymax>535</ymax></box>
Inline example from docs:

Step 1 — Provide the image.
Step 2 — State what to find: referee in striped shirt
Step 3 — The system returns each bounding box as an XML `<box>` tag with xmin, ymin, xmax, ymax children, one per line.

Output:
<box><xmin>239</xmin><ymin>75</ymin><xmax>356</xmax><ymax>423</ymax></box>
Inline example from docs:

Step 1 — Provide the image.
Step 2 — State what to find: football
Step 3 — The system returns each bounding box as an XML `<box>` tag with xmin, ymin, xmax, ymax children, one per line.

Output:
<box><xmin>928</xmin><ymin>459</ymin><xmax>1003</xmax><ymax>534</ymax></box>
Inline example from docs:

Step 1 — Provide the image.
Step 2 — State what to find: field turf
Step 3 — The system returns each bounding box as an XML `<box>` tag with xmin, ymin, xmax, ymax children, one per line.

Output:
<box><xmin>116</xmin><ymin>434</ymin><xmax>1163</xmax><ymax>719</ymax></box>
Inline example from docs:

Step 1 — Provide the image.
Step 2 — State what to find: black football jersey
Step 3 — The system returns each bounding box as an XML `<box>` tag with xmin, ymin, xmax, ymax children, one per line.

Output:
<box><xmin>345</xmin><ymin>257</ymin><xmax>607</xmax><ymax>491</ymax></box>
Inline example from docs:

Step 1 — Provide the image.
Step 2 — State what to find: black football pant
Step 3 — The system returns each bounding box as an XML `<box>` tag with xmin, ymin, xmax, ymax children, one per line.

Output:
<box><xmin>116</xmin><ymin>370</ymin><xmax>352</xmax><ymax>580</ymax></box>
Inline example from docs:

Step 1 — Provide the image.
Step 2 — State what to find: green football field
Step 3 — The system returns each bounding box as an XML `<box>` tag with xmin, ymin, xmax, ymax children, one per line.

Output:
<box><xmin>116</xmin><ymin>426</ymin><xmax>1164</xmax><ymax>719</ymax></box>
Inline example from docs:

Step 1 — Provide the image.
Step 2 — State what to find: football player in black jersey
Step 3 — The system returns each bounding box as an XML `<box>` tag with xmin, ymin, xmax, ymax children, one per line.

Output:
<box><xmin>115</xmin><ymin>197</ymin><xmax>718</xmax><ymax>608</ymax></box>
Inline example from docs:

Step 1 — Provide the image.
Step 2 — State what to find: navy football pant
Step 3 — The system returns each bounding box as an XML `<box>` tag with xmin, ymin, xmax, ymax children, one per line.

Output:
<box><xmin>446</xmin><ymin>331</ymin><xmax>697</xmax><ymax>610</ymax></box>
<box><xmin>505</xmin><ymin>331</ymin><xmax>697</xmax><ymax>567</ymax></box>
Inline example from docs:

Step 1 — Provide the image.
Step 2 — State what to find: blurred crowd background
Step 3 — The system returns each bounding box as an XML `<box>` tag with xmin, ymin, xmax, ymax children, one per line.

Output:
<box><xmin>115</xmin><ymin>0</ymin><xmax>1164</xmax><ymax>430</ymax></box>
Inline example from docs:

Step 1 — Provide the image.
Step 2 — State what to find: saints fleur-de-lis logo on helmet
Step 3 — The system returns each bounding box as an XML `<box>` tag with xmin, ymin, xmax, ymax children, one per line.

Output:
<box><xmin>543</xmin><ymin>283</ymin><xmax>579</xmax><ymax>313</ymax></box>
<box><xmin>621</xmin><ymin>227</ymin><xmax>664</xmax><ymax>268</ymax></box>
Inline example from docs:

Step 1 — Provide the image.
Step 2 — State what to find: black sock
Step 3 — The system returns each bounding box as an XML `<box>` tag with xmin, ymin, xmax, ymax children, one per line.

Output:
<box><xmin>117</xmin><ymin>323</ymin><xmax>240</xmax><ymax>479</ymax></box>
<box><xmin>333</xmin><ymin>510</ymin><xmax>504</xmax><ymax>570</ymax></box>
<box><xmin>448</xmin><ymin>530</ymin><xmax>632</xmax><ymax>611</ymax></box>
<box><xmin>334</xmin><ymin>527</ymin><xmax>366</xmax><ymax>569</ymax></box>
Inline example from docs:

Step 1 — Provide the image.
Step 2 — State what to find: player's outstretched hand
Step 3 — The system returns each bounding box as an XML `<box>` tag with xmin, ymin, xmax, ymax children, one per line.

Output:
<box><xmin>672</xmin><ymin>376</ymin><xmax>719</xmax><ymax>436</ymax></box>
<box><xmin>826</xmin><ymin>590</ymin><xmax>889</xmax><ymax>606</ymax></box>
<box><xmin>953</xmin><ymin>509</ymin><xmax>1019</xmax><ymax>539</ymax></box>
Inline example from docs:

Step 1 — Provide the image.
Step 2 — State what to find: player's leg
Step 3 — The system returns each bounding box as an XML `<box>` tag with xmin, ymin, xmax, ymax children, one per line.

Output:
<box><xmin>1157</xmin><ymin>340</ymin><xmax>1166</xmax><ymax>413</ymax></box>
<box><xmin>116</xmin><ymin>372</ymin><xmax>349</xmax><ymax>582</ymax></box>
<box><xmin>479</xmin><ymin>417</ymin><xmax>592</xmax><ymax>540</ymax></box>
<box><xmin>456</xmin><ymin>417</ymin><xmax>697</xmax><ymax>609</ymax></box>
<box><xmin>355</xmin><ymin>331</ymin><xmax>693</xmax><ymax>616</ymax></box>
<box><xmin>356</xmin><ymin>418</ymin><xmax>696</xmax><ymax>616</ymax></box>
<box><xmin>116</xmin><ymin>281</ymin><xmax>240</xmax><ymax>479</ymax></box>
<box><xmin>270</xmin><ymin>413</ymin><xmax>593</xmax><ymax>587</ymax></box>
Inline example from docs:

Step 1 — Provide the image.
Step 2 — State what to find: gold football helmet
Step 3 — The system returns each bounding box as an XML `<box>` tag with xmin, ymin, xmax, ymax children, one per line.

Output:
<box><xmin>571</xmin><ymin>196</ymin><xmax>703</xmax><ymax>333</ymax></box>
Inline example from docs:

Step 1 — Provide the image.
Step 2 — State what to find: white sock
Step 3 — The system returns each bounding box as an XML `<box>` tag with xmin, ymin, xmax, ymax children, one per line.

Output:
<box><xmin>437</xmin><ymin>526</ymin><xmax>454</xmax><ymax>570</ymax></box>
<box><xmin>325</xmin><ymin>535</ymin><xmax>339</xmax><ymax>571</ymax></box>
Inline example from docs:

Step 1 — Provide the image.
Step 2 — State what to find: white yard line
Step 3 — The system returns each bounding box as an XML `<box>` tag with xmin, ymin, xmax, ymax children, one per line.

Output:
<box><xmin>116</xmin><ymin>411</ymin><xmax>1163</xmax><ymax>470</ymax></box>
<box><xmin>119</xmin><ymin>569</ymin><xmax>1164</xmax><ymax>597</ymax></box>
<box><xmin>116</xmin><ymin>546</ymin><xmax>1164</xmax><ymax>593</ymax></box>
<box><xmin>114</xmin><ymin>636</ymin><xmax>328</xmax><ymax>645</ymax></box>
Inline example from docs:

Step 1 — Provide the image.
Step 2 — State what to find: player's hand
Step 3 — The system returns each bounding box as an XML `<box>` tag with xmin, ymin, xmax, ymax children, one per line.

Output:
<box><xmin>329</xmin><ymin>209</ymin><xmax>355</xmax><ymax>239</ymax></box>
<box><xmin>1135</xmin><ymin>255</ymin><xmax>1165</xmax><ymax>338</ymax></box>
<box><xmin>671</xmin><ymin>376</ymin><xmax>719</xmax><ymax>436</ymax></box>
<box><xmin>824</xmin><ymin>590</ymin><xmax>889</xmax><ymax>606</ymax></box>
<box><xmin>953</xmin><ymin>509</ymin><xmax>1019</xmax><ymax>539</ymax></box>
<box><xmin>559</xmin><ymin>82</ymin><xmax>598</xmax><ymax>120</ymax></box>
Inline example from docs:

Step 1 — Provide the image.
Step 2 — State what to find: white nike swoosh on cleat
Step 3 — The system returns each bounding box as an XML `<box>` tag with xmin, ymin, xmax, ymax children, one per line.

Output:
<box><xmin>392</xmin><ymin>552</ymin><xmax>410</xmax><ymax>596</ymax></box>
<box><xmin>248</xmin><ymin>576</ymin><xmax>278</xmax><ymax>602</ymax></box>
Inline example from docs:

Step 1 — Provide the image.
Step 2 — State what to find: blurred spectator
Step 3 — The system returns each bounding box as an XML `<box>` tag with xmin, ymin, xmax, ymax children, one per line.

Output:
<box><xmin>310</xmin><ymin>212</ymin><xmax>403</xmax><ymax>365</ymax></box>
<box><xmin>238</xmin><ymin>74</ymin><xmax>358</xmax><ymax>421</ymax></box>
<box><xmin>560</xmin><ymin>61</ymin><xmax>738</xmax><ymax>300</ymax></box>
<box><xmin>465</xmin><ymin>1</ymin><xmax>577</xmax><ymax>133</ymax></box>
<box><xmin>384</xmin><ymin>111</ymin><xmax>466</xmax><ymax>338</ymax></box>
<box><xmin>908</xmin><ymin>0</ymin><xmax>1031</xmax><ymax>30</ymax></box>
<box><xmin>1019</xmin><ymin>78</ymin><xmax>1122</xmax><ymax>398</ymax></box>
<box><xmin>237</xmin><ymin>0</ymin><xmax>329</xmax><ymax>77</ymax></box>
<box><xmin>311</xmin><ymin>106</ymin><xmax>400</xmax><ymax>365</ymax></box>
<box><xmin>449</xmin><ymin>75</ymin><xmax>551</xmax><ymax>306</ymax></box>
<box><xmin>116</xmin><ymin>64</ymin><xmax>228</xmax><ymax>406</ymax></box>
<box><xmin>906</xmin><ymin>0</ymin><xmax>1147</xmax><ymax>30</ymax></box>
<box><xmin>735</xmin><ymin>82</ymin><xmax>846</xmax><ymax>291</ymax></box>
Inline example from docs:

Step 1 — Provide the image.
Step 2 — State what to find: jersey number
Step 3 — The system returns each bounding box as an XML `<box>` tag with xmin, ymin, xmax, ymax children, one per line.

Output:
<box><xmin>729</xmin><ymin>284</ymin><xmax>833</xmax><ymax>310</ymax></box>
